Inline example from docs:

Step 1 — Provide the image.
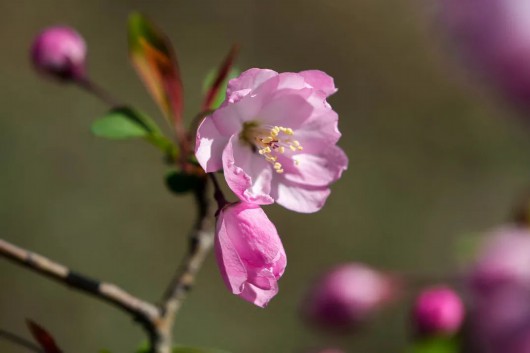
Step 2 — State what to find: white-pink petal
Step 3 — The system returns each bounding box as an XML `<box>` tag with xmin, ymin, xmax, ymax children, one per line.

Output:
<box><xmin>271</xmin><ymin>179</ymin><xmax>332</xmax><ymax>213</ymax></box>
<box><xmin>222</xmin><ymin>136</ymin><xmax>274</xmax><ymax>205</ymax></box>
<box><xmin>227</xmin><ymin>68</ymin><xmax>278</xmax><ymax>99</ymax></box>
<box><xmin>195</xmin><ymin>116</ymin><xmax>229</xmax><ymax>172</ymax></box>
<box><xmin>282</xmin><ymin>145</ymin><xmax>348</xmax><ymax>187</ymax></box>
<box><xmin>300</xmin><ymin>70</ymin><xmax>338</xmax><ymax>97</ymax></box>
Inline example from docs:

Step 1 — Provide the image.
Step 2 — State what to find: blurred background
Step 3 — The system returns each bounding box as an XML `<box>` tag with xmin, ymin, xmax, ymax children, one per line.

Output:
<box><xmin>1</xmin><ymin>1</ymin><xmax>530</xmax><ymax>352</ymax></box>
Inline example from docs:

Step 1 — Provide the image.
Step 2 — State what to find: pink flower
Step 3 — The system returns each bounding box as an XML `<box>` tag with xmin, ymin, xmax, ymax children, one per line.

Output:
<box><xmin>412</xmin><ymin>285</ymin><xmax>465</xmax><ymax>336</ymax></box>
<box><xmin>31</xmin><ymin>26</ymin><xmax>87</xmax><ymax>81</ymax></box>
<box><xmin>195</xmin><ymin>69</ymin><xmax>348</xmax><ymax>213</ymax></box>
<box><xmin>215</xmin><ymin>202</ymin><xmax>287</xmax><ymax>307</ymax></box>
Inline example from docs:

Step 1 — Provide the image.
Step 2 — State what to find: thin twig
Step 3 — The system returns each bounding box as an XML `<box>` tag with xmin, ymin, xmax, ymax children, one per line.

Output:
<box><xmin>76</xmin><ymin>78</ymin><xmax>121</xmax><ymax>107</ymax></box>
<box><xmin>154</xmin><ymin>178</ymin><xmax>215</xmax><ymax>353</ymax></box>
<box><xmin>0</xmin><ymin>329</ymin><xmax>43</xmax><ymax>353</ymax></box>
<box><xmin>0</xmin><ymin>239</ymin><xmax>161</xmax><ymax>341</ymax></box>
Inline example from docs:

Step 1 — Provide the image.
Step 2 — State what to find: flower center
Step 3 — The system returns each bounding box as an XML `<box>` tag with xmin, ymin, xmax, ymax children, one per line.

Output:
<box><xmin>240</xmin><ymin>121</ymin><xmax>303</xmax><ymax>174</ymax></box>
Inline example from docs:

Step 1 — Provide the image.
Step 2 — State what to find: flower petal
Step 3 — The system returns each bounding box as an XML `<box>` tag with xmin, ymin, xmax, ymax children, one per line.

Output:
<box><xmin>215</xmin><ymin>214</ymin><xmax>247</xmax><ymax>294</ymax></box>
<box><xmin>281</xmin><ymin>145</ymin><xmax>348</xmax><ymax>187</ymax></box>
<box><xmin>195</xmin><ymin>116</ymin><xmax>230</xmax><ymax>172</ymax></box>
<box><xmin>296</xmin><ymin>96</ymin><xmax>342</xmax><ymax>154</ymax></box>
<box><xmin>239</xmin><ymin>269</ymin><xmax>279</xmax><ymax>308</ymax></box>
<box><xmin>271</xmin><ymin>178</ymin><xmax>332</xmax><ymax>213</ymax></box>
<box><xmin>257</xmin><ymin>92</ymin><xmax>314</xmax><ymax>127</ymax></box>
<box><xmin>215</xmin><ymin>202</ymin><xmax>287</xmax><ymax>307</ymax></box>
<box><xmin>300</xmin><ymin>70</ymin><xmax>338</xmax><ymax>97</ymax></box>
<box><xmin>227</xmin><ymin>68</ymin><xmax>278</xmax><ymax>99</ymax></box>
<box><xmin>222</xmin><ymin>136</ymin><xmax>274</xmax><ymax>205</ymax></box>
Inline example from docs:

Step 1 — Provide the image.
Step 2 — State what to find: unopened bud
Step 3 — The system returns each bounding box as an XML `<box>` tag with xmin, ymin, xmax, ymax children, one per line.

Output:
<box><xmin>302</xmin><ymin>263</ymin><xmax>397</xmax><ymax>332</ymax></box>
<box><xmin>413</xmin><ymin>285</ymin><xmax>465</xmax><ymax>336</ymax></box>
<box><xmin>31</xmin><ymin>26</ymin><xmax>87</xmax><ymax>81</ymax></box>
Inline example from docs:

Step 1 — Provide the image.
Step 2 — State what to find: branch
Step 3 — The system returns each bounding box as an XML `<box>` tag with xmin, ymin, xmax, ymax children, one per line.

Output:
<box><xmin>0</xmin><ymin>329</ymin><xmax>43</xmax><ymax>353</ymax></box>
<box><xmin>0</xmin><ymin>239</ymin><xmax>161</xmax><ymax>340</ymax></box>
<box><xmin>155</xmin><ymin>179</ymin><xmax>215</xmax><ymax>353</ymax></box>
<box><xmin>0</xmin><ymin>177</ymin><xmax>217</xmax><ymax>353</ymax></box>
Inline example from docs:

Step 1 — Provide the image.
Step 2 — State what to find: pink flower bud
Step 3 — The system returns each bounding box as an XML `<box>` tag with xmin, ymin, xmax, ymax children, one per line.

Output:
<box><xmin>302</xmin><ymin>263</ymin><xmax>396</xmax><ymax>331</ymax></box>
<box><xmin>215</xmin><ymin>202</ymin><xmax>286</xmax><ymax>307</ymax></box>
<box><xmin>467</xmin><ymin>226</ymin><xmax>530</xmax><ymax>351</ymax></box>
<box><xmin>439</xmin><ymin>0</ymin><xmax>530</xmax><ymax>111</ymax></box>
<box><xmin>31</xmin><ymin>26</ymin><xmax>87</xmax><ymax>81</ymax></box>
<box><xmin>412</xmin><ymin>285</ymin><xmax>464</xmax><ymax>336</ymax></box>
<box><xmin>470</xmin><ymin>287</ymin><xmax>530</xmax><ymax>352</ymax></box>
<box><xmin>469</xmin><ymin>226</ymin><xmax>530</xmax><ymax>295</ymax></box>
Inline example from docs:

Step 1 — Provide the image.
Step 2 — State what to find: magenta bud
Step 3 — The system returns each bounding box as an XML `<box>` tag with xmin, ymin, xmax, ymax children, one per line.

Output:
<box><xmin>412</xmin><ymin>285</ymin><xmax>464</xmax><ymax>336</ymax></box>
<box><xmin>31</xmin><ymin>26</ymin><xmax>87</xmax><ymax>81</ymax></box>
<box><xmin>302</xmin><ymin>263</ymin><xmax>397</xmax><ymax>332</ymax></box>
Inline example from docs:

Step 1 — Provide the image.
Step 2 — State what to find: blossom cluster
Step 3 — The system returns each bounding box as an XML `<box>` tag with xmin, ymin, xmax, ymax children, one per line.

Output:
<box><xmin>196</xmin><ymin>68</ymin><xmax>348</xmax><ymax>306</ymax></box>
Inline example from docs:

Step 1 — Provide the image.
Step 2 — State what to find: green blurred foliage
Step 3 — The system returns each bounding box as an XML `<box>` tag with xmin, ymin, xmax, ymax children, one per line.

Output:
<box><xmin>409</xmin><ymin>337</ymin><xmax>459</xmax><ymax>353</ymax></box>
<box><xmin>1</xmin><ymin>1</ymin><xmax>530</xmax><ymax>353</ymax></box>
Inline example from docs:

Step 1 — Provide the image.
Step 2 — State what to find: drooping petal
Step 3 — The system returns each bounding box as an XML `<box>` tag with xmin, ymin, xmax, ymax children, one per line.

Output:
<box><xmin>215</xmin><ymin>202</ymin><xmax>287</xmax><ymax>307</ymax></box>
<box><xmin>300</xmin><ymin>70</ymin><xmax>338</xmax><ymax>97</ymax></box>
<box><xmin>238</xmin><ymin>269</ymin><xmax>279</xmax><ymax>308</ymax></box>
<box><xmin>195</xmin><ymin>116</ymin><xmax>229</xmax><ymax>172</ymax></box>
<box><xmin>281</xmin><ymin>145</ymin><xmax>348</xmax><ymax>187</ymax></box>
<box><xmin>222</xmin><ymin>136</ymin><xmax>274</xmax><ymax>205</ymax></box>
<box><xmin>271</xmin><ymin>178</ymin><xmax>332</xmax><ymax>213</ymax></box>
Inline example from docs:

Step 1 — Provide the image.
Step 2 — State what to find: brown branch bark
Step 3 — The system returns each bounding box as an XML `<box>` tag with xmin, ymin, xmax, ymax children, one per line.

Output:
<box><xmin>0</xmin><ymin>329</ymin><xmax>43</xmax><ymax>353</ymax></box>
<box><xmin>0</xmin><ymin>238</ymin><xmax>162</xmax><ymax>342</ymax></box>
<box><xmin>154</xmin><ymin>180</ymin><xmax>215</xmax><ymax>353</ymax></box>
<box><xmin>0</xmin><ymin>178</ymin><xmax>216</xmax><ymax>353</ymax></box>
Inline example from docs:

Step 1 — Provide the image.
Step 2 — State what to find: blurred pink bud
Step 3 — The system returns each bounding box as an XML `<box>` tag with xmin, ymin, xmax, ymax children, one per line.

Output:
<box><xmin>31</xmin><ymin>26</ymin><xmax>87</xmax><ymax>81</ymax></box>
<box><xmin>470</xmin><ymin>287</ymin><xmax>530</xmax><ymax>351</ymax></box>
<box><xmin>467</xmin><ymin>226</ymin><xmax>530</xmax><ymax>351</ymax></box>
<box><xmin>302</xmin><ymin>263</ymin><xmax>397</xmax><ymax>331</ymax></box>
<box><xmin>215</xmin><ymin>202</ymin><xmax>286</xmax><ymax>307</ymax></box>
<box><xmin>412</xmin><ymin>285</ymin><xmax>465</xmax><ymax>336</ymax></box>
<box><xmin>469</xmin><ymin>226</ymin><xmax>530</xmax><ymax>295</ymax></box>
<box><xmin>439</xmin><ymin>0</ymin><xmax>530</xmax><ymax>111</ymax></box>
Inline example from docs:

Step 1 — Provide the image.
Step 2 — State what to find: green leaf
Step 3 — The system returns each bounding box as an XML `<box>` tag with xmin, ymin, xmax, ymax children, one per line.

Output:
<box><xmin>454</xmin><ymin>231</ymin><xmax>483</xmax><ymax>268</ymax></box>
<box><xmin>128</xmin><ymin>12</ymin><xmax>183</xmax><ymax>125</ymax></box>
<box><xmin>410</xmin><ymin>337</ymin><xmax>459</xmax><ymax>353</ymax></box>
<box><xmin>91</xmin><ymin>107</ymin><xmax>159</xmax><ymax>139</ymax></box>
<box><xmin>165</xmin><ymin>170</ymin><xmax>202</xmax><ymax>194</ymax></box>
<box><xmin>92</xmin><ymin>107</ymin><xmax>178</xmax><ymax>159</ymax></box>
<box><xmin>99</xmin><ymin>350</ymin><xmax>112</xmax><ymax>353</ymax></box>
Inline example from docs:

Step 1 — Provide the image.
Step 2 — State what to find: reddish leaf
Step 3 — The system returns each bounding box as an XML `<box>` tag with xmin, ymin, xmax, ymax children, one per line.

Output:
<box><xmin>26</xmin><ymin>320</ymin><xmax>63</xmax><ymax>353</ymax></box>
<box><xmin>128</xmin><ymin>12</ymin><xmax>183</xmax><ymax>126</ymax></box>
<box><xmin>202</xmin><ymin>44</ymin><xmax>239</xmax><ymax>111</ymax></box>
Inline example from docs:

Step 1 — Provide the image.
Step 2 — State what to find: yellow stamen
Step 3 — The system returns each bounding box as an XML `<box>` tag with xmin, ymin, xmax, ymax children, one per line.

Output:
<box><xmin>240</xmin><ymin>122</ymin><xmax>303</xmax><ymax>174</ymax></box>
